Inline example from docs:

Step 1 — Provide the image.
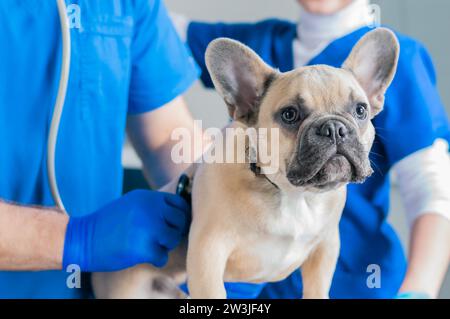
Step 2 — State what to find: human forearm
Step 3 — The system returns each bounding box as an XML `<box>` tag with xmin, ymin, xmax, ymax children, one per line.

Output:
<box><xmin>127</xmin><ymin>96</ymin><xmax>206</xmax><ymax>188</ymax></box>
<box><xmin>140</xmin><ymin>136</ymin><xmax>195</xmax><ymax>188</ymax></box>
<box><xmin>0</xmin><ymin>201</ymin><xmax>67</xmax><ymax>271</ymax></box>
<box><xmin>399</xmin><ymin>214</ymin><xmax>450</xmax><ymax>298</ymax></box>
<box><xmin>0</xmin><ymin>189</ymin><xmax>190</xmax><ymax>273</ymax></box>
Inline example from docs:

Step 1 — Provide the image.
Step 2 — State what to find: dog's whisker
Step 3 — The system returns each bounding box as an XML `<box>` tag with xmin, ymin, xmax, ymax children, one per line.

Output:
<box><xmin>369</xmin><ymin>151</ymin><xmax>384</xmax><ymax>158</ymax></box>
<box><xmin>374</xmin><ymin>133</ymin><xmax>388</xmax><ymax>142</ymax></box>
<box><xmin>369</xmin><ymin>159</ymin><xmax>383</xmax><ymax>176</ymax></box>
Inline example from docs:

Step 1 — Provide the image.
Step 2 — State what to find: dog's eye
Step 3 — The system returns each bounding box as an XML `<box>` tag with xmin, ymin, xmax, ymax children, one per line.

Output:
<box><xmin>355</xmin><ymin>103</ymin><xmax>368</xmax><ymax>120</ymax></box>
<box><xmin>281</xmin><ymin>107</ymin><xmax>299</xmax><ymax>124</ymax></box>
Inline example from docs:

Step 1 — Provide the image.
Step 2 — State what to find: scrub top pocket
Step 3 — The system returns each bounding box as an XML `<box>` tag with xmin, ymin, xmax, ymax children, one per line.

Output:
<box><xmin>76</xmin><ymin>15</ymin><xmax>133</xmax><ymax>124</ymax></box>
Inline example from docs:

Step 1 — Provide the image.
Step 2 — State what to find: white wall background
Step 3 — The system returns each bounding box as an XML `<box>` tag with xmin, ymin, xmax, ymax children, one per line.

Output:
<box><xmin>163</xmin><ymin>0</ymin><xmax>450</xmax><ymax>298</ymax></box>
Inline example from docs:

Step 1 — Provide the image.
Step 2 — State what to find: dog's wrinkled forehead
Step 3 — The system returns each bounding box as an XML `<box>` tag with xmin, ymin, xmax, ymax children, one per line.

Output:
<box><xmin>266</xmin><ymin>66</ymin><xmax>367</xmax><ymax>114</ymax></box>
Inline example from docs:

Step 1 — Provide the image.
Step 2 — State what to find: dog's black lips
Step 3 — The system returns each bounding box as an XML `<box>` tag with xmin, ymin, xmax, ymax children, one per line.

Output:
<box><xmin>287</xmin><ymin>146</ymin><xmax>372</xmax><ymax>187</ymax></box>
<box><xmin>287</xmin><ymin>144</ymin><xmax>338</xmax><ymax>185</ymax></box>
<box><xmin>298</xmin><ymin>154</ymin><xmax>348</xmax><ymax>186</ymax></box>
<box><xmin>336</xmin><ymin>144</ymin><xmax>373</xmax><ymax>183</ymax></box>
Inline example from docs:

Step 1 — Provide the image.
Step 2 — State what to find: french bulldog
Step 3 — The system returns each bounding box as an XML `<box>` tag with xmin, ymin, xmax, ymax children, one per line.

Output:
<box><xmin>92</xmin><ymin>28</ymin><xmax>399</xmax><ymax>299</ymax></box>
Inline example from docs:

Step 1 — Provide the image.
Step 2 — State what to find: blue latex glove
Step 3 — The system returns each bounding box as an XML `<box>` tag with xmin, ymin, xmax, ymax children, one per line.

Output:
<box><xmin>179</xmin><ymin>282</ymin><xmax>265</xmax><ymax>299</ymax></box>
<box><xmin>396</xmin><ymin>291</ymin><xmax>431</xmax><ymax>299</ymax></box>
<box><xmin>63</xmin><ymin>190</ymin><xmax>190</xmax><ymax>272</ymax></box>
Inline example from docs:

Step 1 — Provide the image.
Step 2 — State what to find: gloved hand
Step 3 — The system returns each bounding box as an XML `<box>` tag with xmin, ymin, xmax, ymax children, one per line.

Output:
<box><xmin>62</xmin><ymin>189</ymin><xmax>190</xmax><ymax>272</ymax></box>
<box><xmin>179</xmin><ymin>282</ymin><xmax>265</xmax><ymax>299</ymax></box>
<box><xmin>396</xmin><ymin>291</ymin><xmax>431</xmax><ymax>299</ymax></box>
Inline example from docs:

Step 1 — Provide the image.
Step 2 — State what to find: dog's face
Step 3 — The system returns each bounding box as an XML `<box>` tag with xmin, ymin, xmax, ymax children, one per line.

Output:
<box><xmin>260</xmin><ymin>67</ymin><xmax>379</xmax><ymax>190</ymax></box>
<box><xmin>206</xmin><ymin>28</ymin><xmax>399</xmax><ymax>190</ymax></box>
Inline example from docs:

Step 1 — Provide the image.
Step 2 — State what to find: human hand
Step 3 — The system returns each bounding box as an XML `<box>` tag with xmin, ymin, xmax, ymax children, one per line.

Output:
<box><xmin>62</xmin><ymin>190</ymin><xmax>190</xmax><ymax>272</ymax></box>
<box><xmin>396</xmin><ymin>291</ymin><xmax>431</xmax><ymax>299</ymax></box>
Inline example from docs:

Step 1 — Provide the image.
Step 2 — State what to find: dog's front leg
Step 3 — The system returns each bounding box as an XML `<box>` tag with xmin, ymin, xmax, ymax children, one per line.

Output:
<box><xmin>301</xmin><ymin>227</ymin><xmax>340</xmax><ymax>299</ymax></box>
<box><xmin>186</xmin><ymin>231</ymin><xmax>231</xmax><ymax>299</ymax></box>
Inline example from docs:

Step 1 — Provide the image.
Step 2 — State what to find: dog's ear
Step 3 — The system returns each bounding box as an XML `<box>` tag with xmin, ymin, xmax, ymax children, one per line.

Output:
<box><xmin>343</xmin><ymin>28</ymin><xmax>400</xmax><ymax>117</ymax></box>
<box><xmin>206</xmin><ymin>38</ymin><xmax>276</xmax><ymax>124</ymax></box>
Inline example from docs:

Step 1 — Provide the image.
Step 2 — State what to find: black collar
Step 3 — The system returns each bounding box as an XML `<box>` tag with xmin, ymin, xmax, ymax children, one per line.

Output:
<box><xmin>250</xmin><ymin>163</ymin><xmax>280</xmax><ymax>190</ymax></box>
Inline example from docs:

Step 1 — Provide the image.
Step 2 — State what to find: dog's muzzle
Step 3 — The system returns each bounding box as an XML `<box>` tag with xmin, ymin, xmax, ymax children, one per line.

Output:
<box><xmin>287</xmin><ymin>116</ymin><xmax>373</xmax><ymax>189</ymax></box>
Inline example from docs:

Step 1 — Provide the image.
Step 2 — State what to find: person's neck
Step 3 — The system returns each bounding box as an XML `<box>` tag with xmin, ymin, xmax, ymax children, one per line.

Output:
<box><xmin>297</xmin><ymin>0</ymin><xmax>374</xmax><ymax>48</ymax></box>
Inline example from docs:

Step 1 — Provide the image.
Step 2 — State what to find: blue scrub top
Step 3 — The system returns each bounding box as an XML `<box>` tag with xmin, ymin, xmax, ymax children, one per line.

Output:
<box><xmin>0</xmin><ymin>0</ymin><xmax>198</xmax><ymax>298</ymax></box>
<box><xmin>186</xmin><ymin>20</ymin><xmax>450</xmax><ymax>298</ymax></box>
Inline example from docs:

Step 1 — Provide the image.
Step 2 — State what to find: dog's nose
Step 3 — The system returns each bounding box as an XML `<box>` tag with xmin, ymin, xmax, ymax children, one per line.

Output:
<box><xmin>317</xmin><ymin>120</ymin><xmax>348</xmax><ymax>143</ymax></box>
